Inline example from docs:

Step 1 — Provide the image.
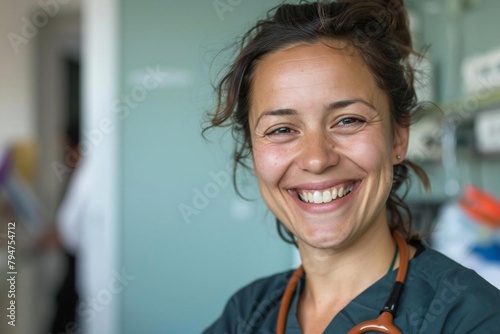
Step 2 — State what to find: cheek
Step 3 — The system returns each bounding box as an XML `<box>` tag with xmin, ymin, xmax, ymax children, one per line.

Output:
<box><xmin>342</xmin><ymin>131</ymin><xmax>393</xmax><ymax>174</ymax></box>
<box><xmin>252</xmin><ymin>144</ymin><xmax>292</xmax><ymax>185</ymax></box>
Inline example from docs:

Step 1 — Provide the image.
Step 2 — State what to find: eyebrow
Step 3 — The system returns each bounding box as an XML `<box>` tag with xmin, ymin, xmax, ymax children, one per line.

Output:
<box><xmin>254</xmin><ymin>98</ymin><xmax>377</xmax><ymax>128</ymax></box>
<box><xmin>324</xmin><ymin>98</ymin><xmax>377</xmax><ymax>112</ymax></box>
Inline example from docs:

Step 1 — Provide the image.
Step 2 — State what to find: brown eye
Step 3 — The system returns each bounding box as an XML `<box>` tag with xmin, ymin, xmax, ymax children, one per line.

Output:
<box><xmin>265</xmin><ymin>126</ymin><xmax>299</xmax><ymax>142</ymax></box>
<box><xmin>269</xmin><ymin>127</ymin><xmax>294</xmax><ymax>135</ymax></box>
<box><xmin>338</xmin><ymin>117</ymin><xmax>363</xmax><ymax>126</ymax></box>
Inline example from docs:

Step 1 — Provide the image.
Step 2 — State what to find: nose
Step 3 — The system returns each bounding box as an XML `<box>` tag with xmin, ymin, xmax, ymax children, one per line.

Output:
<box><xmin>297</xmin><ymin>130</ymin><xmax>339</xmax><ymax>174</ymax></box>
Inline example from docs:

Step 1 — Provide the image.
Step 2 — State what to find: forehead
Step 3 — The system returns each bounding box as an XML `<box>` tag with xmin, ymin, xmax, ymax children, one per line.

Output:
<box><xmin>249</xmin><ymin>41</ymin><xmax>388</xmax><ymax>118</ymax></box>
<box><xmin>255</xmin><ymin>40</ymin><xmax>363</xmax><ymax>74</ymax></box>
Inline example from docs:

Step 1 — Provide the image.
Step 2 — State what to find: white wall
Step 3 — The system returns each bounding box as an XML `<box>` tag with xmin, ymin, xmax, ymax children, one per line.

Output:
<box><xmin>79</xmin><ymin>0</ymin><xmax>120</xmax><ymax>333</ymax></box>
<box><xmin>0</xmin><ymin>0</ymin><xmax>38</xmax><ymax>144</ymax></box>
<box><xmin>0</xmin><ymin>0</ymin><xmax>81</xmax><ymax>145</ymax></box>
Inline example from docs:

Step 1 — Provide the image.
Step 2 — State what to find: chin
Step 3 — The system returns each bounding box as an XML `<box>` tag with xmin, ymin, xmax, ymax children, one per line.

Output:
<box><xmin>296</xmin><ymin>223</ymin><xmax>352</xmax><ymax>250</ymax></box>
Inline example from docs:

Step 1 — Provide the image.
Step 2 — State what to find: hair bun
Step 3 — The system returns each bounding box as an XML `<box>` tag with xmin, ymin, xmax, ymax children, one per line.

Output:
<box><xmin>388</xmin><ymin>0</ymin><xmax>412</xmax><ymax>53</ymax></box>
<box><xmin>378</xmin><ymin>0</ymin><xmax>413</xmax><ymax>58</ymax></box>
<box><xmin>343</xmin><ymin>0</ymin><xmax>412</xmax><ymax>58</ymax></box>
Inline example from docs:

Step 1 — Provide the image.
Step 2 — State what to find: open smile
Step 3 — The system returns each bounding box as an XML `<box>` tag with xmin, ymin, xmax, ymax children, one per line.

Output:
<box><xmin>294</xmin><ymin>181</ymin><xmax>356</xmax><ymax>204</ymax></box>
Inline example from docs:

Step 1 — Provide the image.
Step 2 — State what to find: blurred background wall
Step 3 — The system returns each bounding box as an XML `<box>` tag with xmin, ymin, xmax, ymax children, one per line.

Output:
<box><xmin>404</xmin><ymin>0</ymin><xmax>500</xmax><ymax>202</ymax></box>
<box><xmin>0</xmin><ymin>0</ymin><xmax>499</xmax><ymax>334</ymax></box>
<box><xmin>1</xmin><ymin>1</ymin><xmax>82</xmax><ymax>334</ymax></box>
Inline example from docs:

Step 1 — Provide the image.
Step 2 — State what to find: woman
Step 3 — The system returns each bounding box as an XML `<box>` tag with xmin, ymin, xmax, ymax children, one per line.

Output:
<box><xmin>203</xmin><ymin>1</ymin><xmax>500</xmax><ymax>333</ymax></box>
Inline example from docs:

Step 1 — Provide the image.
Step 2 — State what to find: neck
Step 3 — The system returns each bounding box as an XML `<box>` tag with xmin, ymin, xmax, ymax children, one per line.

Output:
<box><xmin>297</xmin><ymin>222</ymin><xmax>396</xmax><ymax>310</ymax></box>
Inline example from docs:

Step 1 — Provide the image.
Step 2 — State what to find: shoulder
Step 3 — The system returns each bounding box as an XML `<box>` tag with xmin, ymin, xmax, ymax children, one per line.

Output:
<box><xmin>410</xmin><ymin>247</ymin><xmax>498</xmax><ymax>295</ymax></box>
<box><xmin>232</xmin><ymin>269</ymin><xmax>293</xmax><ymax>303</ymax></box>
<box><xmin>403</xmin><ymin>247</ymin><xmax>500</xmax><ymax>333</ymax></box>
<box><xmin>203</xmin><ymin>269</ymin><xmax>294</xmax><ymax>334</ymax></box>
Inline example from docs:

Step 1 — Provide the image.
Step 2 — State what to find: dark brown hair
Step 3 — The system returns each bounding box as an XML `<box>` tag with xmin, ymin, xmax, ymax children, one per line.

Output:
<box><xmin>204</xmin><ymin>0</ymin><xmax>430</xmax><ymax>244</ymax></box>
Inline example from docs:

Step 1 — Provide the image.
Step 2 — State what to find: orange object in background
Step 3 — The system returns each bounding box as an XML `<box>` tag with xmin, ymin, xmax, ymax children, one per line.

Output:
<box><xmin>459</xmin><ymin>186</ymin><xmax>500</xmax><ymax>228</ymax></box>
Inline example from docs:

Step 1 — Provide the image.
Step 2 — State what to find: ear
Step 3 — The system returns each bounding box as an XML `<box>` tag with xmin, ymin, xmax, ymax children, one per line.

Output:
<box><xmin>392</xmin><ymin>124</ymin><xmax>409</xmax><ymax>164</ymax></box>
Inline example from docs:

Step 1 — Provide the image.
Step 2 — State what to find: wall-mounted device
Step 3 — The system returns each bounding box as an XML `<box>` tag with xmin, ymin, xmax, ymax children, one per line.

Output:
<box><xmin>475</xmin><ymin>109</ymin><xmax>500</xmax><ymax>154</ymax></box>
<box><xmin>407</xmin><ymin>116</ymin><xmax>442</xmax><ymax>162</ymax></box>
<box><xmin>463</xmin><ymin>48</ymin><xmax>500</xmax><ymax>96</ymax></box>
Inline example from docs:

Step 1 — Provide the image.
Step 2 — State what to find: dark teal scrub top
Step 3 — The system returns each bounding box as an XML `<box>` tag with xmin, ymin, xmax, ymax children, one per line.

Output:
<box><xmin>203</xmin><ymin>246</ymin><xmax>500</xmax><ymax>333</ymax></box>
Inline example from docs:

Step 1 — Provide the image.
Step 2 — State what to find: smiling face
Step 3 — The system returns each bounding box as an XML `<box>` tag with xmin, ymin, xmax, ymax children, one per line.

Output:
<box><xmin>249</xmin><ymin>41</ymin><xmax>409</xmax><ymax>251</ymax></box>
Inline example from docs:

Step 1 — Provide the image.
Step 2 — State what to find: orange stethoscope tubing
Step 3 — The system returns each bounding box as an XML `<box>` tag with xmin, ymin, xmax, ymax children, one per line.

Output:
<box><xmin>276</xmin><ymin>230</ymin><xmax>409</xmax><ymax>334</ymax></box>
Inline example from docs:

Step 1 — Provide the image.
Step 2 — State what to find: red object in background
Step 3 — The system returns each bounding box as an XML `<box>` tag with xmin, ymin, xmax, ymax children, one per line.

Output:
<box><xmin>459</xmin><ymin>186</ymin><xmax>500</xmax><ymax>228</ymax></box>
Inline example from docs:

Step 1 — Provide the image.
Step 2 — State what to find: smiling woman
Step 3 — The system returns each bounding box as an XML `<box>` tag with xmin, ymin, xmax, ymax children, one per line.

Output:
<box><xmin>250</xmin><ymin>41</ymin><xmax>403</xmax><ymax>253</ymax></box>
<box><xmin>202</xmin><ymin>1</ymin><xmax>500</xmax><ymax>333</ymax></box>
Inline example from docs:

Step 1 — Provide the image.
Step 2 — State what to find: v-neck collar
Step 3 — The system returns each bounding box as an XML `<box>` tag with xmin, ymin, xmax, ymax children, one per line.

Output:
<box><xmin>284</xmin><ymin>240</ymin><xmax>428</xmax><ymax>334</ymax></box>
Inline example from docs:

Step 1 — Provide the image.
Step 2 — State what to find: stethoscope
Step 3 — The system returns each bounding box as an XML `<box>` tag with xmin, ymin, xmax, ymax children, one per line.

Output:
<box><xmin>276</xmin><ymin>230</ymin><xmax>409</xmax><ymax>334</ymax></box>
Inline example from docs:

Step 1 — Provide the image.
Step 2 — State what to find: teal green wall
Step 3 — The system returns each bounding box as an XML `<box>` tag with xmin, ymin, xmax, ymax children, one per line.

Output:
<box><xmin>119</xmin><ymin>1</ymin><xmax>289</xmax><ymax>333</ymax></box>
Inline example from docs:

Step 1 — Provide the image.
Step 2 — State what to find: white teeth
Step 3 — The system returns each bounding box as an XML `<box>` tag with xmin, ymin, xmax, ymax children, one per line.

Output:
<box><xmin>323</xmin><ymin>190</ymin><xmax>332</xmax><ymax>202</ymax></box>
<box><xmin>331</xmin><ymin>188</ymin><xmax>338</xmax><ymax>200</ymax></box>
<box><xmin>299</xmin><ymin>183</ymin><xmax>354</xmax><ymax>204</ymax></box>
<box><xmin>313</xmin><ymin>191</ymin><xmax>322</xmax><ymax>203</ymax></box>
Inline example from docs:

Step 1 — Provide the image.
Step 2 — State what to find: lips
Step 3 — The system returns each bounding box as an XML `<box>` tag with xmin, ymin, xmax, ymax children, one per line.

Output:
<box><xmin>296</xmin><ymin>182</ymin><xmax>354</xmax><ymax>204</ymax></box>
